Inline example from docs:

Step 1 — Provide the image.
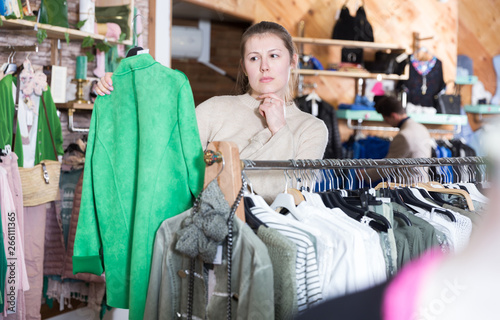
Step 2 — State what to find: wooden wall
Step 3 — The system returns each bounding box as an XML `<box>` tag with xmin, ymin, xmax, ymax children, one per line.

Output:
<box><xmin>458</xmin><ymin>0</ymin><xmax>500</xmax><ymax>95</ymax></box>
<box><xmin>255</xmin><ymin>0</ymin><xmax>459</xmax><ymax>107</ymax></box>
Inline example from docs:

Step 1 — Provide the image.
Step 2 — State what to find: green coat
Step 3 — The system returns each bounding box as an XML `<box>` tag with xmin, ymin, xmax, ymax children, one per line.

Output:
<box><xmin>0</xmin><ymin>75</ymin><xmax>63</xmax><ymax>166</ymax></box>
<box><xmin>72</xmin><ymin>54</ymin><xmax>205</xmax><ymax>320</ymax></box>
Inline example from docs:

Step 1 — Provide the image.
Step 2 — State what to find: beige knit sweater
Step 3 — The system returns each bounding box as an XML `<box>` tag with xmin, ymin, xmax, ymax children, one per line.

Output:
<box><xmin>196</xmin><ymin>93</ymin><xmax>328</xmax><ymax>203</ymax></box>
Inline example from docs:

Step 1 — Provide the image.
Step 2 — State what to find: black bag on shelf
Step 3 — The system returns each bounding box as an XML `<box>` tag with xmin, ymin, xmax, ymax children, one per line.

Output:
<box><xmin>365</xmin><ymin>51</ymin><xmax>409</xmax><ymax>75</ymax></box>
<box><xmin>341</xmin><ymin>48</ymin><xmax>364</xmax><ymax>64</ymax></box>
<box><xmin>434</xmin><ymin>94</ymin><xmax>461</xmax><ymax>114</ymax></box>
<box><xmin>332</xmin><ymin>5</ymin><xmax>374</xmax><ymax>65</ymax></box>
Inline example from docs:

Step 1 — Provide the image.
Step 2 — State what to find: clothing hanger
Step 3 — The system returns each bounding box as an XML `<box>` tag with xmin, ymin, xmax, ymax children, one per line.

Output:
<box><xmin>243</xmin><ymin>196</ymin><xmax>266</xmax><ymax>230</ymax></box>
<box><xmin>126</xmin><ymin>14</ymin><xmax>147</xmax><ymax>58</ymax></box>
<box><xmin>396</xmin><ymin>186</ymin><xmax>456</xmax><ymax>222</ymax></box>
<box><xmin>414</xmin><ymin>46</ymin><xmax>432</xmax><ymax>62</ymax></box>
<box><xmin>4</xmin><ymin>51</ymin><xmax>18</xmax><ymax>75</ymax></box>
<box><xmin>319</xmin><ymin>190</ymin><xmax>390</xmax><ymax>233</ymax></box>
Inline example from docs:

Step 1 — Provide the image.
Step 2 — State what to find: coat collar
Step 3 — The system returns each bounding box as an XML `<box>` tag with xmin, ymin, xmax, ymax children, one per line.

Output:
<box><xmin>114</xmin><ymin>53</ymin><xmax>157</xmax><ymax>75</ymax></box>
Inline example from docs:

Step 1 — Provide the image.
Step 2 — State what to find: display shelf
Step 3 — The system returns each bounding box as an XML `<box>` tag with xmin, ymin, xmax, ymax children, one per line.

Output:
<box><xmin>293</xmin><ymin>37</ymin><xmax>409</xmax><ymax>82</ymax></box>
<box><xmin>292</xmin><ymin>37</ymin><xmax>407</xmax><ymax>51</ymax></box>
<box><xmin>337</xmin><ymin>110</ymin><xmax>468</xmax><ymax>125</ymax></box>
<box><xmin>293</xmin><ymin>68</ymin><xmax>408</xmax><ymax>80</ymax></box>
<box><xmin>56</xmin><ymin>102</ymin><xmax>94</xmax><ymax>110</ymax></box>
<box><xmin>464</xmin><ymin>104</ymin><xmax>500</xmax><ymax>114</ymax></box>
<box><xmin>455</xmin><ymin>75</ymin><xmax>478</xmax><ymax>85</ymax></box>
<box><xmin>0</xmin><ymin>17</ymin><xmax>132</xmax><ymax>46</ymax></box>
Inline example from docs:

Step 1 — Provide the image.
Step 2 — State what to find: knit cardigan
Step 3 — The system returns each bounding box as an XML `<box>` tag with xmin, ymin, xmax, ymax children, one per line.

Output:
<box><xmin>0</xmin><ymin>74</ymin><xmax>63</xmax><ymax>167</ymax></box>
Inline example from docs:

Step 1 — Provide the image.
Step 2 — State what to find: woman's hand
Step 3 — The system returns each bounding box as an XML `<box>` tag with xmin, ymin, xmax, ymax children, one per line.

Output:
<box><xmin>95</xmin><ymin>72</ymin><xmax>114</xmax><ymax>96</ymax></box>
<box><xmin>258</xmin><ymin>93</ymin><xmax>286</xmax><ymax>135</ymax></box>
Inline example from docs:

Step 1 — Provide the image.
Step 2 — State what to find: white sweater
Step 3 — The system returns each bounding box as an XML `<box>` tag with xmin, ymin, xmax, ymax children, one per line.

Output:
<box><xmin>196</xmin><ymin>93</ymin><xmax>328</xmax><ymax>202</ymax></box>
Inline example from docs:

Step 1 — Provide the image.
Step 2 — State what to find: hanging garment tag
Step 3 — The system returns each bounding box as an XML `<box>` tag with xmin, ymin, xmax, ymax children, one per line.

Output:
<box><xmin>396</xmin><ymin>53</ymin><xmax>408</xmax><ymax>64</ymax></box>
<box><xmin>138</xmin><ymin>49</ymin><xmax>150</xmax><ymax>55</ymax></box>
<box><xmin>213</xmin><ymin>245</ymin><xmax>223</xmax><ymax>265</ymax></box>
<box><xmin>312</xmin><ymin>100</ymin><xmax>319</xmax><ymax>117</ymax></box>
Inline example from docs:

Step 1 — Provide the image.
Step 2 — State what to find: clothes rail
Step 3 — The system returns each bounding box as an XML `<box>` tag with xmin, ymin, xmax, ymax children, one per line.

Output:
<box><xmin>0</xmin><ymin>45</ymin><xmax>38</xmax><ymax>52</ymax></box>
<box><xmin>241</xmin><ymin>156</ymin><xmax>486</xmax><ymax>171</ymax></box>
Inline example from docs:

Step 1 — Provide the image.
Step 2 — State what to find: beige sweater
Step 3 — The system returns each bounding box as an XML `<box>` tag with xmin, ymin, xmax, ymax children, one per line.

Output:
<box><xmin>196</xmin><ymin>93</ymin><xmax>328</xmax><ymax>202</ymax></box>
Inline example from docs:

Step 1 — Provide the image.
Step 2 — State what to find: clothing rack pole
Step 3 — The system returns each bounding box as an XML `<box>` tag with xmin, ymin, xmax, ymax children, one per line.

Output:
<box><xmin>204</xmin><ymin>141</ymin><xmax>245</xmax><ymax>221</ymax></box>
<box><xmin>0</xmin><ymin>45</ymin><xmax>39</xmax><ymax>52</ymax></box>
<box><xmin>241</xmin><ymin>156</ymin><xmax>486</xmax><ymax>171</ymax></box>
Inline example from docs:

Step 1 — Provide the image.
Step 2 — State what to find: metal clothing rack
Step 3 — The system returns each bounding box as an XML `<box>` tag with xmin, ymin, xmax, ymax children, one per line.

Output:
<box><xmin>241</xmin><ymin>157</ymin><xmax>486</xmax><ymax>171</ymax></box>
<box><xmin>0</xmin><ymin>45</ymin><xmax>39</xmax><ymax>53</ymax></box>
<box><xmin>204</xmin><ymin>141</ymin><xmax>487</xmax><ymax>220</ymax></box>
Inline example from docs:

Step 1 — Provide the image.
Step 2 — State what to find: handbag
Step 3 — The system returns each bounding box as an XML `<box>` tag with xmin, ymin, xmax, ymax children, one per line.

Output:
<box><xmin>38</xmin><ymin>0</ymin><xmax>69</xmax><ymax>28</ymax></box>
<box><xmin>433</xmin><ymin>82</ymin><xmax>462</xmax><ymax>114</ymax></box>
<box><xmin>12</xmin><ymin>77</ymin><xmax>61</xmax><ymax>207</ymax></box>
<box><xmin>435</xmin><ymin>93</ymin><xmax>461</xmax><ymax>115</ymax></box>
<box><xmin>364</xmin><ymin>51</ymin><xmax>409</xmax><ymax>75</ymax></box>
<box><xmin>332</xmin><ymin>5</ymin><xmax>374</xmax><ymax>65</ymax></box>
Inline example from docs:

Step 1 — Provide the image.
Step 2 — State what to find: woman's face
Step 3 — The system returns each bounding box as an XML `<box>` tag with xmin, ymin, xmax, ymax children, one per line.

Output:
<box><xmin>242</xmin><ymin>33</ymin><xmax>297</xmax><ymax>99</ymax></box>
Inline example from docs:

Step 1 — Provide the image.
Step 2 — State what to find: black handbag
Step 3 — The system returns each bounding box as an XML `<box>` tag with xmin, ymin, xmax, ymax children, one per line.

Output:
<box><xmin>332</xmin><ymin>5</ymin><xmax>374</xmax><ymax>65</ymax></box>
<box><xmin>341</xmin><ymin>48</ymin><xmax>364</xmax><ymax>64</ymax></box>
<box><xmin>435</xmin><ymin>94</ymin><xmax>461</xmax><ymax>114</ymax></box>
<box><xmin>364</xmin><ymin>51</ymin><xmax>409</xmax><ymax>75</ymax></box>
<box><xmin>434</xmin><ymin>83</ymin><xmax>461</xmax><ymax>114</ymax></box>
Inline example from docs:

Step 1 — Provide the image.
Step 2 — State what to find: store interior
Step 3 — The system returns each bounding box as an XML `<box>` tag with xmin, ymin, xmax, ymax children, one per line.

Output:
<box><xmin>0</xmin><ymin>0</ymin><xmax>499</xmax><ymax>319</ymax></box>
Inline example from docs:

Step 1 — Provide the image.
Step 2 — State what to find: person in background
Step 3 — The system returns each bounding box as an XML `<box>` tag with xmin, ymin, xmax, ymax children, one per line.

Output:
<box><xmin>365</xmin><ymin>96</ymin><xmax>432</xmax><ymax>182</ymax></box>
<box><xmin>95</xmin><ymin>21</ymin><xmax>328</xmax><ymax>203</ymax></box>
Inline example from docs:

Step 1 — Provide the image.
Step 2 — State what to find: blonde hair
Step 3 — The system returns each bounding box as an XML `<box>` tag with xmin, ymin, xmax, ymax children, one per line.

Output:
<box><xmin>236</xmin><ymin>21</ymin><xmax>298</xmax><ymax>103</ymax></box>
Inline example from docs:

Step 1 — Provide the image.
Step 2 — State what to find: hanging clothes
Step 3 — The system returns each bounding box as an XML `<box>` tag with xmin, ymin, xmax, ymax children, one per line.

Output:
<box><xmin>144</xmin><ymin>182</ymin><xmax>275</xmax><ymax>320</ymax></box>
<box><xmin>295</xmin><ymin>96</ymin><xmax>343</xmax><ymax>159</ymax></box>
<box><xmin>397</xmin><ymin>55</ymin><xmax>446</xmax><ymax>108</ymax></box>
<box><xmin>0</xmin><ymin>74</ymin><xmax>63</xmax><ymax>167</ymax></box>
<box><xmin>73</xmin><ymin>53</ymin><xmax>206</xmax><ymax>320</ymax></box>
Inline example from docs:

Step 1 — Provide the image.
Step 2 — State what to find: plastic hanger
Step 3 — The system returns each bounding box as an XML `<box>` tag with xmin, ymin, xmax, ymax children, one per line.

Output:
<box><xmin>126</xmin><ymin>14</ymin><xmax>147</xmax><ymax>57</ymax></box>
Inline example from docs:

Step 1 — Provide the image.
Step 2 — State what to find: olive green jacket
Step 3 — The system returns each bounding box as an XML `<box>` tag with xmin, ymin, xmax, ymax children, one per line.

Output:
<box><xmin>144</xmin><ymin>209</ymin><xmax>275</xmax><ymax>320</ymax></box>
<box><xmin>73</xmin><ymin>54</ymin><xmax>205</xmax><ymax>320</ymax></box>
<box><xmin>0</xmin><ymin>74</ymin><xmax>63</xmax><ymax>166</ymax></box>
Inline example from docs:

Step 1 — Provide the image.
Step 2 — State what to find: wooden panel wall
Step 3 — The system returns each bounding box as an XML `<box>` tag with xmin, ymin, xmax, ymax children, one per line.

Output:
<box><xmin>458</xmin><ymin>0</ymin><xmax>500</xmax><ymax>95</ymax></box>
<box><xmin>255</xmin><ymin>0</ymin><xmax>458</xmax><ymax>107</ymax></box>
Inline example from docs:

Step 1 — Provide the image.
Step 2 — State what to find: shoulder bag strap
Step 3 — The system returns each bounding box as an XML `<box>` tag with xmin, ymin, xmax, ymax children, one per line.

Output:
<box><xmin>41</xmin><ymin>95</ymin><xmax>59</xmax><ymax>159</ymax></box>
<box><xmin>12</xmin><ymin>76</ymin><xmax>21</xmax><ymax>152</ymax></box>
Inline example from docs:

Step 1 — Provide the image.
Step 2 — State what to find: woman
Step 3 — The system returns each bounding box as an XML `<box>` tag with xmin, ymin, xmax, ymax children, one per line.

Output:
<box><xmin>96</xmin><ymin>21</ymin><xmax>328</xmax><ymax>202</ymax></box>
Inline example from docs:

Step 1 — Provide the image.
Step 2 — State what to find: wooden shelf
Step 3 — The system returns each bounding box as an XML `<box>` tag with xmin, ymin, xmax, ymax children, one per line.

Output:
<box><xmin>293</xmin><ymin>37</ymin><xmax>409</xmax><ymax>81</ymax></box>
<box><xmin>56</xmin><ymin>102</ymin><xmax>94</xmax><ymax>110</ymax></box>
<box><xmin>292</xmin><ymin>37</ymin><xmax>407</xmax><ymax>51</ymax></box>
<box><xmin>293</xmin><ymin>68</ymin><xmax>409</xmax><ymax>80</ymax></box>
<box><xmin>0</xmin><ymin>17</ymin><xmax>132</xmax><ymax>46</ymax></box>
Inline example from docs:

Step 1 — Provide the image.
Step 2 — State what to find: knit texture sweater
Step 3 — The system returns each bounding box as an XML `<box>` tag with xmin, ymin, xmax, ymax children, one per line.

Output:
<box><xmin>196</xmin><ymin>94</ymin><xmax>328</xmax><ymax>202</ymax></box>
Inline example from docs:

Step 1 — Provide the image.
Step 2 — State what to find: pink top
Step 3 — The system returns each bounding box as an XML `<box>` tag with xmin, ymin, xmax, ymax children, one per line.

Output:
<box><xmin>383</xmin><ymin>250</ymin><xmax>445</xmax><ymax>320</ymax></box>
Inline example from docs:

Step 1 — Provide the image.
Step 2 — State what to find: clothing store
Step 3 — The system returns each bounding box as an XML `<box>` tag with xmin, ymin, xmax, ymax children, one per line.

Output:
<box><xmin>1</xmin><ymin>0</ymin><xmax>499</xmax><ymax>319</ymax></box>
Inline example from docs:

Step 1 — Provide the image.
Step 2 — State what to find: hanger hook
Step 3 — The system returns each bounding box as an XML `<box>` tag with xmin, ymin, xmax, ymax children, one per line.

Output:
<box><xmin>132</xmin><ymin>13</ymin><xmax>146</xmax><ymax>45</ymax></box>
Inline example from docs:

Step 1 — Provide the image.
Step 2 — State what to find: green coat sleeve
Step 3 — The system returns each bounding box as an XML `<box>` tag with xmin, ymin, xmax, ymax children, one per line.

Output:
<box><xmin>177</xmin><ymin>78</ymin><xmax>205</xmax><ymax>198</ymax></box>
<box><xmin>44</xmin><ymin>86</ymin><xmax>64</xmax><ymax>156</ymax></box>
<box><xmin>0</xmin><ymin>76</ymin><xmax>16</xmax><ymax>151</ymax></box>
<box><xmin>72</xmin><ymin>105</ymin><xmax>104</xmax><ymax>276</ymax></box>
